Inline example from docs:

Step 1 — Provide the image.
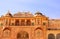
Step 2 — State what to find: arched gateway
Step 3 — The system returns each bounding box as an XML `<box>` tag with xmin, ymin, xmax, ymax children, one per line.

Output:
<box><xmin>17</xmin><ymin>31</ymin><xmax>29</xmax><ymax>39</ymax></box>
<box><xmin>48</xmin><ymin>34</ymin><xmax>55</xmax><ymax>39</ymax></box>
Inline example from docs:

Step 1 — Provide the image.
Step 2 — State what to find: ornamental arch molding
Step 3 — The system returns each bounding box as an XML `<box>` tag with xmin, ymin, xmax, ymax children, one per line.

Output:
<box><xmin>17</xmin><ymin>31</ymin><xmax>29</xmax><ymax>39</ymax></box>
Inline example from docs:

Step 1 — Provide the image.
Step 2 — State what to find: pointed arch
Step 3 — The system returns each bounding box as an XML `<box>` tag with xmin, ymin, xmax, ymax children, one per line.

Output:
<box><xmin>17</xmin><ymin>31</ymin><xmax>29</xmax><ymax>39</ymax></box>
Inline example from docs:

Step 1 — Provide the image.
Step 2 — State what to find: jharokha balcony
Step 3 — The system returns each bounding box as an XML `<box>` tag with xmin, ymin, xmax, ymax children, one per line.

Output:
<box><xmin>5</xmin><ymin>20</ymin><xmax>34</xmax><ymax>26</ymax></box>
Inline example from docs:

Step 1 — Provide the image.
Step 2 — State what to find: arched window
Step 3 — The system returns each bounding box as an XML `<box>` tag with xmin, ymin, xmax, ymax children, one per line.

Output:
<box><xmin>17</xmin><ymin>31</ymin><xmax>29</xmax><ymax>39</ymax></box>
<box><xmin>48</xmin><ymin>34</ymin><xmax>55</xmax><ymax>39</ymax></box>
<box><xmin>26</xmin><ymin>20</ymin><xmax>31</xmax><ymax>26</ymax></box>
<box><xmin>56</xmin><ymin>33</ymin><xmax>60</xmax><ymax>39</ymax></box>
<box><xmin>3</xmin><ymin>28</ymin><xmax>11</xmax><ymax>38</ymax></box>
<box><xmin>15</xmin><ymin>19</ymin><xmax>19</xmax><ymax>26</ymax></box>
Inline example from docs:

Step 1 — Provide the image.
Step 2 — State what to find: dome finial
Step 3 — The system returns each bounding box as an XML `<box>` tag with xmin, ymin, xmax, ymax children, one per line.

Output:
<box><xmin>7</xmin><ymin>10</ymin><xmax>10</xmax><ymax>13</ymax></box>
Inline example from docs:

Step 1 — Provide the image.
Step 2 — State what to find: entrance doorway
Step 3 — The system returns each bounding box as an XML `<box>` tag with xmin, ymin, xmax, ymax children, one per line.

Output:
<box><xmin>17</xmin><ymin>31</ymin><xmax>29</xmax><ymax>39</ymax></box>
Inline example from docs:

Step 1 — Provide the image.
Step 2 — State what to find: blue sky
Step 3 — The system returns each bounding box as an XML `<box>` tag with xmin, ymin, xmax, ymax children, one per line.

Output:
<box><xmin>0</xmin><ymin>0</ymin><xmax>60</xmax><ymax>19</ymax></box>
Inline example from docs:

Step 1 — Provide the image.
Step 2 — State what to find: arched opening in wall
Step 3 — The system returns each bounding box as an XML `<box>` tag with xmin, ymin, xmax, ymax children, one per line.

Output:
<box><xmin>56</xmin><ymin>33</ymin><xmax>60</xmax><ymax>39</ymax></box>
<box><xmin>21</xmin><ymin>20</ymin><xmax>25</xmax><ymax>26</ymax></box>
<box><xmin>17</xmin><ymin>31</ymin><xmax>29</xmax><ymax>39</ymax></box>
<box><xmin>34</xmin><ymin>28</ymin><xmax>43</xmax><ymax>39</ymax></box>
<box><xmin>48</xmin><ymin>34</ymin><xmax>55</xmax><ymax>39</ymax></box>
<box><xmin>15</xmin><ymin>19</ymin><xmax>19</xmax><ymax>26</ymax></box>
<box><xmin>3</xmin><ymin>28</ymin><xmax>11</xmax><ymax>38</ymax></box>
<box><xmin>26</xmin><ymin>20</ymin><xmax>31</xmax><ymax>26</ymax></box>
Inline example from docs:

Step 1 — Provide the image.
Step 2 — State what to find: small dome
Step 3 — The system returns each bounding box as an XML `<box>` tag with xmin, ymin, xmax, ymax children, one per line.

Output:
<box><xmin>13</xmin><ymin>11</ymin><xmax>34</xmax><ymax>17</ymax></box>
<box><xmin>35</xmin><ymin>11</ymin><xmax>42</xmax><ymax>15</ymax></box>
<box><xmin>5</xmin><ymin>11</ymin><xmax>12</xmax><ymax>17</ymax></box>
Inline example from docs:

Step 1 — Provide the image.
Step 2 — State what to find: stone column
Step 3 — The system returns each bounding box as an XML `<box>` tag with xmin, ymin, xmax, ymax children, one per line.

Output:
<box><xmin>25</xmin><ymin>19</ymin><xmax>26</xmax><ymax>26</ymax></box>
<box><xmin>8</xmin><ymin>19</ymin><xmax>10</xmax><ymax>26</ymax></box>
<box><xmin>14</xmin><ymin>19</ymin><xmax>15</xmax><ymax>26</ymax></box>
<box><xmin>31</xmin><ymin>19</ymin><xmax>33</xmax><ymax>26</ymax></box>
